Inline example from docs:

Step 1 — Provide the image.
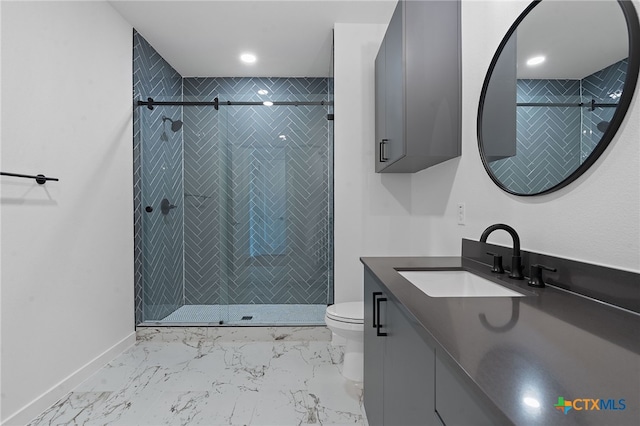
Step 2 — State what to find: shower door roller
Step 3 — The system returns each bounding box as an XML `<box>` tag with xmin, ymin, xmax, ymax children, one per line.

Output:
<box><xmin>145</xmin><ymin>206</ymin><xmax>153</xmax><ymax>213</ymax></box>
<box><xmin>160</xmin><ymin>198</ymin><xmax>177</xmax><ymax>215</ymax></box>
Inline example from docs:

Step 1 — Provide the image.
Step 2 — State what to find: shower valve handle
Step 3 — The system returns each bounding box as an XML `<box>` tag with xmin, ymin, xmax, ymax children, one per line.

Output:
<box><xmin>160</xmin><ymin>198</ymin><xmax>177</xmax><ymax>215</ymax></box>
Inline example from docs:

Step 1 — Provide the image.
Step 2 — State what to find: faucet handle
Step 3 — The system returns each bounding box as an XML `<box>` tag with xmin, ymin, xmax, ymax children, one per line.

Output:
<box><xmin>486</xmin><ymin>252</ymin><xmax>505</xmax><ymax>274</ymax></box>
<box><xmin>528</xmin><ymin>264</ymin><xmax>557</xmax><ymax>288</ymax></box>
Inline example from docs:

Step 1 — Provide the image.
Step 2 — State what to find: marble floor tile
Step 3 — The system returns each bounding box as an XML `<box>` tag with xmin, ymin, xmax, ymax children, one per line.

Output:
<box><xmin>136</xmin><ymin>326</ymin><xmax>332</xmax><ymax>343</ymax></box>
<box><xmin>28</xmin><ymin>327</ymin><xmax>366</xmax><ymax>426</ymax></box>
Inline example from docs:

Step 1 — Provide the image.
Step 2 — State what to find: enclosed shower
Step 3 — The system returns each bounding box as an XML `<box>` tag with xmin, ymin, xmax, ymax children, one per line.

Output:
<box><xmin>133</xmin><ymin>33</ymin><xmax>333</xmax><ymax>326</ymax></box>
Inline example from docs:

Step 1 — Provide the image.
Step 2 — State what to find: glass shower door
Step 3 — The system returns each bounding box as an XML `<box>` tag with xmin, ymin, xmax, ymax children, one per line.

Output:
<box><xmin>140</xmin><ymin>102</ymin><xmax>184</xmax><ymax>322</ymax></box>
<box><xmin>181</xmin><ymin>102</ymin><xmax>231</xmax><ymax>323</ymax></box>
<box><xmin>141</xmin><ymin>101</ymin><xmax>231</xmax><ymax>324</ymax></box>
<box><xmin>217</xmin><ymin>98</ymin><xmax>333</xmax><ymax>322</ymax></box>
<box><xmin>139</xmin><ymin>84</ymin><xmax>333</xmax><ymax>325</ymax></box>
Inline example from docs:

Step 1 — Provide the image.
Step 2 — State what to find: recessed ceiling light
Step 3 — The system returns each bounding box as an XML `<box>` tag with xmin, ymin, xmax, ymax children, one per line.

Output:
<box><xmin>258</xmin><ymin>89</ymin><xmax>269</xmax><ymax>95</ymax></box>
<box><xmin>240</xmin><ymin>53</ymin><xmax>257</xmax><ymax>64</ymax></box>
<box><xmin>526</xmin><ymin>56</ymin><xmax>545</xmax><ymax>66</ymax></box>
<box><xmin>263</xmin><ymin>101</ymin><xmax>273</xmax><ymax>106</ymax></box>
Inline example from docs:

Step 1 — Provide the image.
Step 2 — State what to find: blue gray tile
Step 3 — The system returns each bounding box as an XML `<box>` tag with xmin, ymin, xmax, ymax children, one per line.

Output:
<box><xmin>134</xmin><ymin>32</ymin><xmax>334</xmax><ymax>324</ymax></box>
<box><xmin>490</xmin><ymin>58</ymin><xmax>627</xmax><ymax>194</ymax></box>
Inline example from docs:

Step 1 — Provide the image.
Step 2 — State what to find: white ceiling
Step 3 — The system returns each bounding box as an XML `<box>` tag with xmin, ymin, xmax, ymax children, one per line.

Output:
<box><xmin>516</xmin><ymin>1</ymin><xmax>628</xmax><ymax>79</ymax></box>
<box><xmin>109</xmin><ymin>0</ymin><xmax>397</xmax><ymax>77</ymax></box>
<box><xmin>109</xmin><ymin>0</ymin><xmax>630</xmax><ymax>80</ymax></box>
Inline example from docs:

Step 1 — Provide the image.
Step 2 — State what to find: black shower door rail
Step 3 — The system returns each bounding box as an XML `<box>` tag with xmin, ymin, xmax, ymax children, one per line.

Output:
<box><xmin>138</xmin><ymin>97</ymin><xmax>333</xmax><ymax>111</ymax></box>
<box><xmin>517</xmin><ymin>99</ymin><xmax>619</xmax><ymax>111</ymax></box>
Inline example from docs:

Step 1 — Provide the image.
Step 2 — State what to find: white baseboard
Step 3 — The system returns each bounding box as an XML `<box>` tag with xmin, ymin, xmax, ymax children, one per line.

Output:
<box><xmin>1</xmin><ymin>332</ymin><xmax>136</xmax><ymax>426</ymax></box>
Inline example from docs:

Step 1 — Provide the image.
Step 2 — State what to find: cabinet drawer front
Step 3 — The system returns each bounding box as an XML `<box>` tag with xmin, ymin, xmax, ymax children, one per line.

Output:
<box><xmin>435</xmin><ymin>355</ymin><xmax>497</xmax><ymax>426</ymax></box>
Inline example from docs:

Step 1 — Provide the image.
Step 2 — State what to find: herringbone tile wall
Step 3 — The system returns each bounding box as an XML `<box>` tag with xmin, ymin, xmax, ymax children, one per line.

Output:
<box><xmin>134</xmin><ymin>31</ymin><xmax>184</xmax><ymax>323</ymax></box>
<box><xmin>489</xmin><ymin>79</ymin><xmax>581</xmax><ymax>194</ymax></box>
<box><xmin>134</xmin><ymin>32</ymin><xmax>333</xmax><ymax>323</ymax></box>
<box><xmin>183</xmin><ymin>78</ymin><xmax>333</xmax><ymax>306</ymax></box>
<box><xmin>489</xmin><ymin>58</ymin><xmax>627</xmax><ymax>194</ymax></box>
<box><xmin>581</xmin><ymin>59</ymin><xmax>627</xmax><ymax>160</ymax></box>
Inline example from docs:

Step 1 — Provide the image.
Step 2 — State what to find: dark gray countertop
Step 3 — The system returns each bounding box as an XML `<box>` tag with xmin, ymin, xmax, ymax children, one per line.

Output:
<box><xmin>361</xmin><ymin>256</ymin><xmax>640</xmax><ymax>426</ymax></box>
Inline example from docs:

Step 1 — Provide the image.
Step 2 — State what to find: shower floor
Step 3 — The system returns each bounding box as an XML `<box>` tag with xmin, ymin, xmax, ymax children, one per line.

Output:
<box><xmin>152</xmin><ymin>304</ymin><xmax>327</xmax><ymax>326</ymax></box>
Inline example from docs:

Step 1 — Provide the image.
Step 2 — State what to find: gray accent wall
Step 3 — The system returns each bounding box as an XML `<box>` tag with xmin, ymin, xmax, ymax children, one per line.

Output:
<box><xmin>581</xmin><ymin>59</ymin><xmax>628</xmax><ymax>160</ymax></box>
<box><xmin>133</xmin><ymin>31</ymin><xmax>184</xmax><ymax>322</ymax></box>
<box><xmin>182</xmin><ymin>78</ymin><xmax>333</xmax><ymax>306</ymax></box>
<box><xmin>490</xmin><ymin>79</ymin><xmax>581</xmax><ymax>194</ymax></box>
<box><xmin>133</xmin><ymin>32</ymin><xmax>333</xmax><ymax>324</ymax></box>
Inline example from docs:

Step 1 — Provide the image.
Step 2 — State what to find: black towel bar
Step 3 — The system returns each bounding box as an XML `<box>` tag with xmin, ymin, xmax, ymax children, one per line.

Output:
<box><xmin>1</xmin><ymin>172</ymin><xmax>59</xmax><ymax>184</ymax></box>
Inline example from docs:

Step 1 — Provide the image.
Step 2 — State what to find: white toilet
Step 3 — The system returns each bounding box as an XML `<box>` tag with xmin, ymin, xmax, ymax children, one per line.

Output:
<box><xmin>325</xmin><ymin>302</ymin><xmax>364</xmax><ymax>382</ymax></box>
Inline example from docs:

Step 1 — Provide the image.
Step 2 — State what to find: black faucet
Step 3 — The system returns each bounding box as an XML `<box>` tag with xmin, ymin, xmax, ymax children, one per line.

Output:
<box><xmin>480</xmin><ymin>224</ymin><xmax>524</xmax><ymax>280</ymax></box>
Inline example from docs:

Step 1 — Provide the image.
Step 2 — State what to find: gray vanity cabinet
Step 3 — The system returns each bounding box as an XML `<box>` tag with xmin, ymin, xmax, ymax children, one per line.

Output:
<box><xmin>435</xmin><ymin>355</ymin><xmax>496</xmax><ymax>426</ymax></box>
<box><xmin>384</xmin><ymin>292</ymin><xmax>437</xmax><ymax>425</ymax></box>
<box><xmin>364</xmin><ymin>268</ymin><xmax>505</xmax><ymax>426</ymax></box>
<box><xmin>375</xmin><ymin>0</ymin><xmax>461</xmax><ymax>173</ymax></box>
<box><xmin>363</xmin><ymin>269</ymin><xmax>438</xmax><ymax>426</ymax></box>
<box><xmin>363</xmin><ymin>272</ymin><xmax>385</xmax><ymax>424</ymax></box>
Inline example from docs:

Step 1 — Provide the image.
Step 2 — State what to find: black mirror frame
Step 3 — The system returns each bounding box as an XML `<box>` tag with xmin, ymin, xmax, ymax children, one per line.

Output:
<box><xmin>477</xmin><ymin>0</ymin><xmax>640</xmax><ymax>197</ymax></box>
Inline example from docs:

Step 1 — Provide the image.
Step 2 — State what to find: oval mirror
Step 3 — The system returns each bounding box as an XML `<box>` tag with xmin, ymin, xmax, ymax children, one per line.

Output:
<box><xmin>478</xmin><ymin>0</ymin><xmax>640</xmax><ymax>196</ymax></box>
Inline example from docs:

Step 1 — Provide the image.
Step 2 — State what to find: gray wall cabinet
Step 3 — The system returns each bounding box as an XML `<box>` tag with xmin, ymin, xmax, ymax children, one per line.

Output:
<box><xmin>364</xmin><ymin>269</ymin><xmax>502</xmax><ymax>425</ymax></box>
<box><xmin>481</xmin><ymin>34</ymin><xmax>517</xmax><ymax>162</ymax></box>
<box><xmin>375</xmin><ymin>0</ymin><xmax>461</xmax><ymax>173</ymax></box>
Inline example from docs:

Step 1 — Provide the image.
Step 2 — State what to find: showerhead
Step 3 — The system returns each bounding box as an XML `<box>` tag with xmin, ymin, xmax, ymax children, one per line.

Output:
<box><xmin>162</xmin><ymin>116</ymin><xmax>183</xmax><ymax>132</ymax></box>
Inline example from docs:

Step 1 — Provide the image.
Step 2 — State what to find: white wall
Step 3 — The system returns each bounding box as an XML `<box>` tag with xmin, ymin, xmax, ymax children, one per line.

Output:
<box><xmin>335</xmin><ymin>23</ymin><xmax>414</xmax><ymax>303</ymax></box>
<box><xmin>334</xmin><ymin>1</ymin><xmax>640</xmax><ymax>303</ymax></box>
<box><xmin>0</xmin><ymin>2</ymin><xmax>135</xmax><ymax>424</ymax></box>
<box><xmin>0</xmin><ymin>2</ymin><xmax>3</xmax><ymax>422</ymax></box>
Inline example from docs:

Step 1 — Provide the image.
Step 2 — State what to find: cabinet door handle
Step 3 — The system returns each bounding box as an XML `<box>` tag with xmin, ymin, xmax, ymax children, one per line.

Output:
<box><xmin>372</xmin><ymin>292</ymin><xmax>383</xmax><ymax>327</ymax></box>
<box><xmin>380</xmin><ymin>139</ymin><xmax>389</xmax><ymax>162</ymax></box>
<box><xmin>376</xmin><ymin>297</ymin><xmax>388</xmax><ymax>337</ymax></box>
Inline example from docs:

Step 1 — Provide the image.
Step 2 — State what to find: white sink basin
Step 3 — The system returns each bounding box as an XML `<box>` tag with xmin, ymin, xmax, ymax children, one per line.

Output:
<box><xmin>398</xmin><ymin>270</ymin><xmax>525</xmax><ymax>298</ymax></box>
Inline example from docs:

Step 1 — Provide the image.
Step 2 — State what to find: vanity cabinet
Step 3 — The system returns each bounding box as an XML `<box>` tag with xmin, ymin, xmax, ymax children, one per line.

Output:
<box><xmin>435</xmin><ymin>355</ymin><xmax>496</xmax><ymax>426</ymax></box>
<box><xmin>364</xmin><ymin>268</ymin><xmax>503</xmax><ymax>426</ymax></box>
<box><xmin>363</xmin><ymin>269</ymin><xmax>438</xmax><ymax>426</ymax></box>
<box><xmin>375</xmin><ymin>0</ymin><xmax>461</xmax><ymax>173</ymax></box>
<box><xmin>363</xmin><ymin>273</ymin><xmax>385</xmax><ymax>424</ymax></box>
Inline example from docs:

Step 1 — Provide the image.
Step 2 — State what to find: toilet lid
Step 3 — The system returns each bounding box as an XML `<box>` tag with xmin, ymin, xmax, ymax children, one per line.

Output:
<box><xmin>326</xmin><ymin>302</ymin><xmax>363</xmax><ymax>323</ymax></box>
